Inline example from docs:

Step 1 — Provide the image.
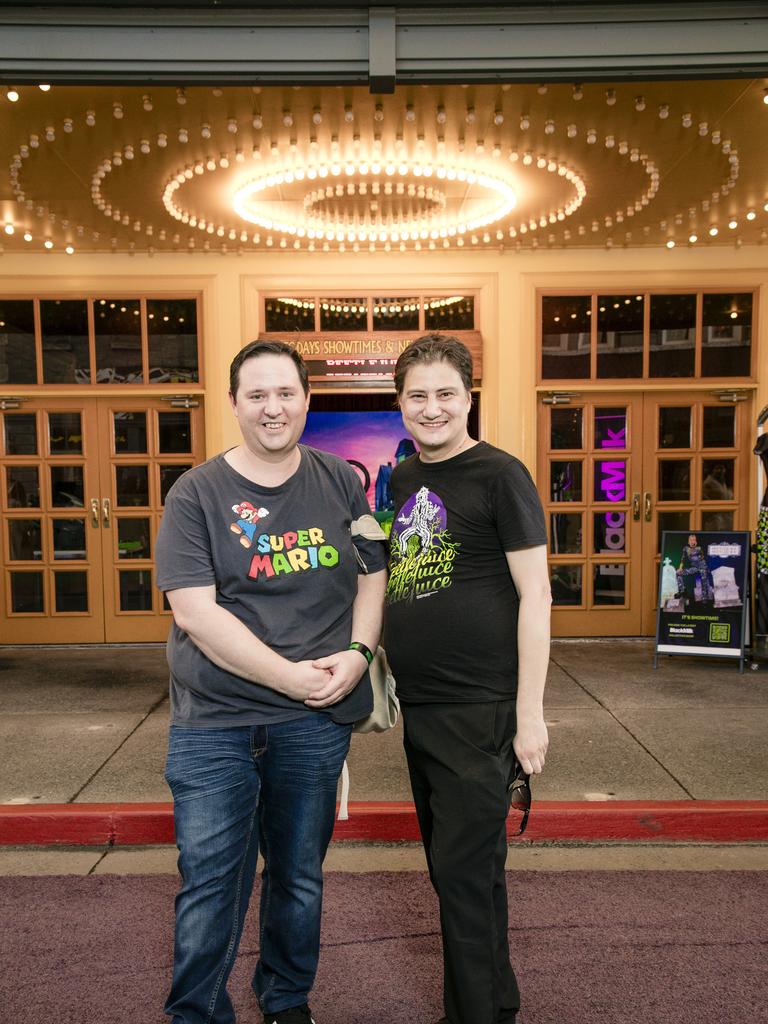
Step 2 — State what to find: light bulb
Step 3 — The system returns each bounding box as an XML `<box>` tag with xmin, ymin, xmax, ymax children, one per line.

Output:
<box><xmin>176</xmin><ymin>88</ymin><xmax>187</xmax><ymax>105</ymax></box>
<box><xmin>312</xmin><ymin>107</ymin><xmax>322</xmax><ymax>125</ymax></box>
<box><xmin>344</xmin><ymin>105</ymin><xmax>354</xmax><ymax>123</ymax></box>
<box><xmin>85</xmin><ymin>110</ymin><xmax>95</xmax><ymax>126</ymax></box>
<box><xmin>228</xmin><ymin>118</ymin><xmax>238</xmax><ymax>133</ymax></box>
<box><xmin>113</xmin><ymin>102</ymin><xmax>123</xmax><ymax>119</ymax></box>
<box><xmin>634</xmin><ymin>96</ymin><xmax>646</xmax><ymax>112</ymax></box>
<box><xmin>142</xmin><ymin>94</ymin><xmax>153</xmax><ymax>111</ymax></box>
<box><xmin>252</xmin><ymin>113</ymin><xmax>263</xmax><ymax>129</ymax></box>
<box><xmin>658</xmin><ymin>104</ymin><xmax>669</xmax><ymax>119</ymax></box>
<box><xmin>605</xmin><ymin>89</ymin><xmax>616</xmax><ymax>106</ymax></box>
<box><xmin>6</xmin><ymin>87</ymin><xmax>19</xmax><ymax>102</ymax></box>
<box><xmin>572</xmin><ymin>84</ymin><xmax>583</xmax><ymax>101</ymax></box>
<box><xmin>38</xmin><ymin>84</ymin><xmax>51</xmax><ymax>92</ymax></box>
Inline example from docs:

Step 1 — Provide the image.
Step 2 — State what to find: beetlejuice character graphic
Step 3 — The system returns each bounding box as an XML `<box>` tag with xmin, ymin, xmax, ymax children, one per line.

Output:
<box><xmin>676</xmin><ymin>533</ymin><xmax>714</xmax><ymax>606</ymax></box>
<box><xmin>395</xmin><ymin>486</ymin><xmax>442</xmax><ymax>557</ymax></box>
<box><xmin>230</xmin><ymin>501</ymin><xmax>269</xmax><ymax>548</ymax></box>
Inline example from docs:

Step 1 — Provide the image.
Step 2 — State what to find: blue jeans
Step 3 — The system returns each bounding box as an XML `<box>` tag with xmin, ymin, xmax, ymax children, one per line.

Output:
<box><xmin>164</xmin><ymin>715</ymin><xmax>352</xmax><ymax>1024</ymax></box>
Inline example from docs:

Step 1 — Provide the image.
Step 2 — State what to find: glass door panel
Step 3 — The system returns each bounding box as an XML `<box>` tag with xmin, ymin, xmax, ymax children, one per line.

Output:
<box><xmin>639</xmin><ymin>392</ymin><xmax>748</xmax><ymax>634</ymax></box>
<box><xmin>97</xmin><ymin>397</ymin><xmax>204</xmax><ymax>642</ymax></box>
<box><xmin>540</xmin><ymin>394</ymin><xmax>643</xmax><ymax>636</ymax></box>
<box><xmin>0</xmin><ymin>398</ymin><xmax>104</xmax><ymax>642</ymax></box>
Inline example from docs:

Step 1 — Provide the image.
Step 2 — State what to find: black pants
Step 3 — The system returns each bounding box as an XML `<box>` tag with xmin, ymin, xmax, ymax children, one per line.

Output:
<box><xmin>403</xmin><ymin>700</ymin><xmax>520</xmax><ymax>1024</ymax></box>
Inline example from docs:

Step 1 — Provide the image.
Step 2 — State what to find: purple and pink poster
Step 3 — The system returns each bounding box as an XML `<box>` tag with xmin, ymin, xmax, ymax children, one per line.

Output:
<box><xmin>301</xmin><ymin>412</ymin><xmax>417</xmax><ymax>526</ymax></box>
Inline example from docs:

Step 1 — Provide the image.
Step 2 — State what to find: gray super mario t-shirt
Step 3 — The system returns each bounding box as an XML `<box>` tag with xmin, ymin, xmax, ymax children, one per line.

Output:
<box><xmin>155</xmin><ymin>446</ymin><xmax>387</xmax><ymax>727</ymax></box>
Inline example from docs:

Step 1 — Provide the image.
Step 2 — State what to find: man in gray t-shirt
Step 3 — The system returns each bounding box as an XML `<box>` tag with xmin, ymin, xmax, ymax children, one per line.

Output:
<box><xmin>155</xmin><ymin>340</ymin><xmax>387</xmax><ymax>1024</ymax></box>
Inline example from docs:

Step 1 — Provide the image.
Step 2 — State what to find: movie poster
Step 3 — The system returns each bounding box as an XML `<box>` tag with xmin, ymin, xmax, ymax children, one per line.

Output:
<box><xmin>656</xmin><ymin>531</ymin><xmax>750</xmax><ymax>659</ymax></box>
<box><xmin>301</xmin><ymin>411</ymin><xmax>417</xmax><ymax>534</ymax></box>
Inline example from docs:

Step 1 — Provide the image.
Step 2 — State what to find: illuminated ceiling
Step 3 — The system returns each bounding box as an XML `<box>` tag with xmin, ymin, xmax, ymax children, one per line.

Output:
<box><xmin>1</xmin><ymin>78</ymin><xmax>767</xmax><ymax>256</ymax></box>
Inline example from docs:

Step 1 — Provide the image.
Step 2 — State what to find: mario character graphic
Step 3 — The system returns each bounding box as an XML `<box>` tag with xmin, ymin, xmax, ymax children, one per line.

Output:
<box><xmin>230</xmin><ymin>501</ymin><xmax>269</xmax><ymax>549</ymax></box>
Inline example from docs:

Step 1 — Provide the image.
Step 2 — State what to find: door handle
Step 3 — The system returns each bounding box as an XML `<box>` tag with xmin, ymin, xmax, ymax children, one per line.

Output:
<box><xmin>644</xmin><ymin>491</ymin><xmax>652</xmax><ymax>522</ymax></box>
<box><xmin>102</xmin><ymin>497</ymin><xmax>111</xmax><ymax>528</ymax></box>
<box><xmin>632</xmin><ymin>493</ymin><xmax>641</xmax><ymax>521</ymax></box>
<box><xmin>90</xmin><ymin>498</ymin><xmax>100</xmax><ymax>528</ymax></box>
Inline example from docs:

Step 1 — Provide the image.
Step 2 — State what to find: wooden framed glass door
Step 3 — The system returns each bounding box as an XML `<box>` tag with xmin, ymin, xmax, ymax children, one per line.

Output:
<box><xmin>1</xmin><ymin>398</ymin><xmax>105</xmax><ymax>642</ymax></box>
<box><xmin>640</xmin><ymin>392</ymin><xmax>749</xmax><ymax>634</ymax></box>
<box><xmin>540</xmin><ymin>392</ymin><xmax>750</xmax><ymax>636</ymax></box>
<box><xmin>1</xmin><ymin>396</ymin><xmax>204</xmax><ymax>643</ymax></box>
<box><xmin>539</xmin><ymin>395</ymin><xmax>644</xmax><ymax>635</ymax></box>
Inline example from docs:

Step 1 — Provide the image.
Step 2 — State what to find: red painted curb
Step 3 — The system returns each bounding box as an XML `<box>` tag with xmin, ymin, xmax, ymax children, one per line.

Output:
<box><xmin>1</xmin><ymin>801</ymin><xmax>767</xmax><ymax>846</ymax></box>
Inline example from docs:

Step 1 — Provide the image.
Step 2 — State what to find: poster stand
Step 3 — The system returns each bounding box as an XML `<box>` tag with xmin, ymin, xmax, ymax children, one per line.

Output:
<box><xmin>653</xmin><ymin>531</ymin><xmax>751</xmax><ymax>674</ymax></box>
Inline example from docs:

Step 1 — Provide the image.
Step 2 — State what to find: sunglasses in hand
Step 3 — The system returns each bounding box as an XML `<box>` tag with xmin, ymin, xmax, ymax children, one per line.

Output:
<box><xmin>508</xmin><ymin>763</ymin><xmax>532</xmax><ymax>836</ymax></box>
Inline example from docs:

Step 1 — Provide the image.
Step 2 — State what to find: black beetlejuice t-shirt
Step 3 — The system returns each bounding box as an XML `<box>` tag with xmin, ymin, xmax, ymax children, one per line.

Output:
<box><xmin>383</xmin><ymin>441</ymin><xmax>547</xmax><ymax>703</ymax></box>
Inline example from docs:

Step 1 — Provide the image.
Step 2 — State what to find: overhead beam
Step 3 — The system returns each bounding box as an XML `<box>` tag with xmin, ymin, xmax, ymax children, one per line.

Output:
<box><xmin>0</xmin><ymin>4</ymin><xmax>766</xmax><ymax>85</ymax></box>
<box><xmin>369</xmin><ymin>7</ymin><xmax>396</xmax><ymax>93</ymax></box>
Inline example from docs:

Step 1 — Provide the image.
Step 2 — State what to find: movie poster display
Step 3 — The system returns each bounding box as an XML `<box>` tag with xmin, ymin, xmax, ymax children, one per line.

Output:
<box><xmin>301</xmin><ymin>411</ymin><xmax>417</xmax><ymax>534</ymax></box>
<box><xmin>655</xmin><ymin>530</ymin><xmax>750</xmax><ymax>669</ymax></box>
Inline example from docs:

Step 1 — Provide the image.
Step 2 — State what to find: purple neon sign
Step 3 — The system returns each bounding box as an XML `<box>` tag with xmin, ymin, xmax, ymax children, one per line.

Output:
<box><xmin>595</xmin><ymin>410</ymin><xmax>627</xmax><ymax>553</ymax></box>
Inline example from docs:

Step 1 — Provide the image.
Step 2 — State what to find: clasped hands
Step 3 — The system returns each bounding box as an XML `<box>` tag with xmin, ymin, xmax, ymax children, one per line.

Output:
<box><xmin>282</xmin><ymin>648</ymin><xmax>369</xmax><ymax>708</ymax></box>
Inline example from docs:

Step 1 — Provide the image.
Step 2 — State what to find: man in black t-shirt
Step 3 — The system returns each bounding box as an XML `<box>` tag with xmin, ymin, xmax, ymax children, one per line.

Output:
<box><xmin>383</xmin><ymin>334</ymin><xmax>551</xmax><ymax>1024</ymax></box>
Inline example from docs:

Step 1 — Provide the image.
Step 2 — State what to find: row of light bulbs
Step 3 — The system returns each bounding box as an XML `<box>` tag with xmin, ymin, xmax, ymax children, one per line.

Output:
<box><xmin>6</xmin><ymin>89</ymin><xmax>765</xmax><ymax>253</ymax></box>
<box><xmin>4</xmin><ymin>85</ymin><xmax>50</xmax><ymax>102</ymax></box>
<box><xmin>276</xmin><ymin>295</ymin><xmax>465</xmax><ymax>313</ymax></box>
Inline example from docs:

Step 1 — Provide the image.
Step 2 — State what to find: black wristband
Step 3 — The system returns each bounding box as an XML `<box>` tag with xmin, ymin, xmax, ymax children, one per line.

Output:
<box><xmin>348</xmin><ymin>641</ymin><xmax>374</xmax><ymax>665</ymax></box>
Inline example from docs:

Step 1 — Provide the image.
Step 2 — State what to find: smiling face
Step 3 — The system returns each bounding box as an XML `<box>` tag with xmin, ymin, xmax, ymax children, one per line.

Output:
<box><xmin>229</xmin><ymin>353</ymin><xmax>310</xmax><ymax>463</ymax></box>
<box><xmin>399</xmin><ymin>359</ymin><xmax>472</xmax><ymax>462</ymax></box>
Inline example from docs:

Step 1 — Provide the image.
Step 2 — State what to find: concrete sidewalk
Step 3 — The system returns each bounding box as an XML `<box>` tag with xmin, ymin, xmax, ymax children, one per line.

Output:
<box><xmin>2</xmin><ymin>638</ymin><xmax>767</xmax><ymax>808</ymax></box>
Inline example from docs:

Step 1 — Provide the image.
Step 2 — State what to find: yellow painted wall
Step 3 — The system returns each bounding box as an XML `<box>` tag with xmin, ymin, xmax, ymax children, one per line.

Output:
<box><xmin>2</xmin><ymin>245</ymin><xmax>766</xmax><ymax>512</ymax></box>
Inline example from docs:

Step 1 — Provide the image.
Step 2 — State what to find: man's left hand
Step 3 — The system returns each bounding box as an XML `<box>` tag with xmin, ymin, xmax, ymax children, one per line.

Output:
<box><xmin>304</xmin><ymin>649</ymin><xmax>369</xmax><ymax>708</ymax></box>
<box><xmin>513</xmin><ymin>715</ymin><xmax>549</xmax><ymax>775</ymax></box>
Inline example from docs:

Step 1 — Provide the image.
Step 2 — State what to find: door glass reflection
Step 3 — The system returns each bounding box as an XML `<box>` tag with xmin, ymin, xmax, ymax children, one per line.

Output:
<box><xmin>52</xmin><ymin>518</ymin><xmax>86</xmax><ymax>560</ymax></box>
<box><xmin>702</xmin><ymin>407</ymin><xmax>735</xmax><ymax>449</ymax></box>
<box><xmin>50</xmin><ymin>466</ymin><xmax>85</xmax><ymax>507</ymax></box>
<box><xmin>659</xmin><ymin>461</ymin><xmax>690</xmax><ymax>501</ymax></box>
<box><xmin>550</xmin><ymin>461</ymin><xmax>582</xmax><ymax>502</ymax></box>
<box><xmin>658</xmin><ymin>407</ymin><xmax>691</xmax><ymax>449</ymax></box>
<box><xmin>54</xmin><ymin>571</ymin><xmax>88</xmax><ymax>612</ymax></box>
<box><xmin>8</xmin><ymin>519</ymin><xmax>42</xmax><ymax>560</ymax></box>
<box><xmin>94</xmin><ymin>299</ymin><xmax>142</xmax><ymax>383</ymax></box>
<box><xmin>0</xmin><ymin>299</ymin><xmax>37</xmax><ymax>384</ymax></box>
<box><xmin>147</xmin><ymin>299</ymin><xmax>199</xmax><ymax>383</ymax></box>
<box><xmin>657</xmin><ymin>511</ymin><xmax>690</xmax><ymax>553</ymax></box>
<box><xmin>11</xmin><ymin>571</ymin><xmax>44</xmax><ymax>612</ymax></box>
<box><xmin>158</xmin><ymin>412</ymin><xmax>192</xmax><ymax>453</ymax></box>
<box><xmin>424</xmin><ymin>295</ymin><xmax>475</xmax><ymax>331</ymax></box>
<box><xmin>594</xmin><ymin>408</ymin><xmax>627</xmax><ymax>450</ymax></box>
<box><xmin>593</xmin><ymin>564</ymin><xmax>626</xmax><ymax>606</ymax></box>
<box><xmin>649</xmin><ymin>294</ymin><xmax>696</xmax><ymax>377</ymax></box>
<box><xmin>7</xmin><ymin>466</ymin><xmax>40</xmax><ymax>508</ymax></box>
<box><xmin>114</xmin><ymin>412</ymin><xmax>147</xmax><ymax>453</ymax></box>
<box><xmin>264</xmin><ymin>297</ymin><xmax>315</xmax><ymax>333</ymax></box>
<box><xmin>4</xmin><ymin>413</ymin><xmax>37</xmax><ymax>455</ymax></box>
<box><xmin>115</xmin><ymin>465</ymin><xmax>149</xmax><ymax>506</ymax></box>
<box><xmin>594</xmin><ymin>511</ymin><xmax>627</xmax><ymax>554</ymax></box>
<box><xmin>596</xmin><ymin>295</ymin><xmax>644</xmax><ymax>378</ymax></box>
<box><xmin>702</xmin><ymin>293</ymin><xmax>752</xmax><ymax>377</ymax></box>
<box><xmin>118</xmin><ymin>518</ymin><xmax>151</xmax><ymax>559</ymax></box>
<box><xmin>119</xmin><ymin>570</ymin><xmax>153</xmax><ymax>611</ymax></box>
<box><xmin>160</xmin><ymin>464</ymin><xmax>192</xmax><ymax>504</ymax></box>
<box><xmin>549</xmin><ymin>513</ymin><xmax>582</xmax><ymax>554</ymax></box>
<box><xmin>374</xmin><ymin>297</ymin><xmax>419</xmax><ymax>331</ymax></box>
<box><xmin>541</xmin><ymin>295</ymin><xmax>591</xmax><ymax>379</ymax></box>
<box><xmin>701</xmin><ymin>460</ymin><xmax>734</xmax><ymax>501</ymax></box>
<box><xmin>550</xmin><ymin>564</ymin><xmax>582</xmax><ymax>606</ymax></box>
<box><xmin>41</xmin><ymin>299</ymin><xmax>90</xmax><ymax>384</ymax></box>
<box><xmin>48</xmin><ymin>413</ymin><xmax>83</xmax><ymax>455</ymax></box>
<box><xmin>550</xmin><ymin>408</ymin><xmax>583</xmax><ymax>449</ymax></box>
<box><xmin>701</xmin><ymin>510</ymin><xmax>734</xmax><ymax>531</ymax></box>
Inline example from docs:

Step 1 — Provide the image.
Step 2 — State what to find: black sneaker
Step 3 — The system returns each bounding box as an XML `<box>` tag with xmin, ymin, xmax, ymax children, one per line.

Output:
<box><xmin>264</xmin><ymin>1006</ymin><xmax>315</xmax><ymax>1024</ymax></box>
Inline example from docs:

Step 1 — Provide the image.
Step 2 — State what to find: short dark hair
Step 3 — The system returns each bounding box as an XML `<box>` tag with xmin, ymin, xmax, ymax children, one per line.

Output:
<box><xmin>229</xmin><ymin>339</ymin><xmax>309</xmax><ymax>397</ymax></box>
<box><xmin>393</xmin><ymin>333</ymin><xmax>473</xmax><ymax>398</ymax></box>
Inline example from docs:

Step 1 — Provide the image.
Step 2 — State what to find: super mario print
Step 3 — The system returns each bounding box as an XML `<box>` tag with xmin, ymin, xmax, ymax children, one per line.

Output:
<box><xmin>230</xmin><ymin>501</ymin><xmax>270</xmax><ymax>548</ymax></box>
<box><xmin>229</xmin><ymin>499</ymin><xmax>341</xmax><ymax>582</ymax></box>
